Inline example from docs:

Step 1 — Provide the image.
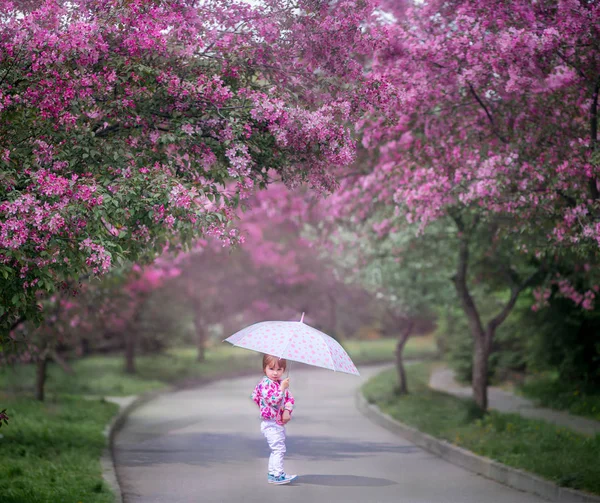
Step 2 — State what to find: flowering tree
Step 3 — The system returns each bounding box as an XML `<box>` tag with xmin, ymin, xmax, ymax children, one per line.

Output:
<box><xmin>0</xmin><ymin>0</ymin><xmax>384</xmax><ymax>340</ymax></box>
<box><xmin>328</xmin><ymin>0</ymin><xmax>600</xmax><ymax>409</ymax></box>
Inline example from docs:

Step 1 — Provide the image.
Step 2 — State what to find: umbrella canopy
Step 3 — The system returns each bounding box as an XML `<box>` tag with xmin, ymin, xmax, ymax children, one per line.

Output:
<box><xmin>224</xmin><ymin>316</ymin><xmax>360</xmax><ymax>376</ymax></box>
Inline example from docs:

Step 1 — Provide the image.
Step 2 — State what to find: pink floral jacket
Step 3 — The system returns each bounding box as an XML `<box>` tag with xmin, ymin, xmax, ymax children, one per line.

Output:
<box><xmin>251</xmin><ymin>376</ymin><xmax>295</xmax><ymax>425</ymax></box>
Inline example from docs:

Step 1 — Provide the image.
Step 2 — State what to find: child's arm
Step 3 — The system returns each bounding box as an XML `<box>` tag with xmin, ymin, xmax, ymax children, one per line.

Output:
<box><xmin>283</xmin><ymin>389</ymin><xmax>295</xmax><ymax>413</ymax></box>
<box><xmin>281</xmin><ymin>389</ymin><xmax>294</xmax><ymax>424</ymax></box>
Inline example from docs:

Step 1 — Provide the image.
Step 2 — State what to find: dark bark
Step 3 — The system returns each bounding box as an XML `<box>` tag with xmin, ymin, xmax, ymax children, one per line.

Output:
<box><xmin>395</xmin><ymin>321</ymin><xmax>414</xmax><ymax>395</ymax></box>
<box><xmin>472</xmin><ymin>330</ymin><xmax>492</xmax><ymax>410</ymax></box>
<box><xmin>34</xmin><ymin>294</ymin><xmax>66</xmax><ymax>401</ymax></box>
<box><xmin>195</xmin><ymin>312</ymin><xmax>205</xmax><ymax>362</ymax></box>
<box><xmin>124</xmin><ymin>297</ymin><xmax>147</xmax><ymax>374</ymax></box>
<box><xmin>124</xmin><ymin>331</ymin><xmax>137</xmax><ymax>374</ymax></box>
<box><xmin>468</xmin><ymin>84</ymin><xmax>509</xmax><ymax>144</ymax></box>
<box><xmin>453</xmin><ymin>225</ymin><xmax>485</xmax><ymax>342</ymax></box>
<box><xmin>35</xmin><ymin>353</ymin><xmax>48</xmax><ymax>401</ymax></box>
<box><xmin>452</xmin><ymin>218</ymin><xmax>489</xmax><ymax>409</ymax></box>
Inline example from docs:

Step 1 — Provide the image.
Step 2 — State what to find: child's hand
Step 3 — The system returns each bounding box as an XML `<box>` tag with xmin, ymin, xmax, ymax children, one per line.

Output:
<box><xmin>281</xmin><ymin>410</ymin><xmax>291</xmax><ymax>424</ymax></box>
<box><xmin>280</xmin><ymin>377</ymin><xmax>290</xmax><ymax>390</ymax></box>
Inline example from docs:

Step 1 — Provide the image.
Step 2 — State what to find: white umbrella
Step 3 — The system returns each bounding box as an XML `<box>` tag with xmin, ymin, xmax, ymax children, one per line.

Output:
<box><xmin>224</xmin><ymin>313</ymin><xmax>359</xmax><ymax>376</ymax></box>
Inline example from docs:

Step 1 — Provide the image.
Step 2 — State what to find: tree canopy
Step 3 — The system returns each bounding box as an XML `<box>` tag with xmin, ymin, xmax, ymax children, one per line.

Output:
<box><xmin>0</xmin><ymin>0</ymin><xmax>384</xmax><ymax>337</ymax></box>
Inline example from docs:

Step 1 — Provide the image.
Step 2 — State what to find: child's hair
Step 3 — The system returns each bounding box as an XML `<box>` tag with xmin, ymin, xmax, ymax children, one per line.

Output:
<box><xmin>263</xmin><ymin>354</ymin><xmax>287</xmax><ymax>372</ymax></box>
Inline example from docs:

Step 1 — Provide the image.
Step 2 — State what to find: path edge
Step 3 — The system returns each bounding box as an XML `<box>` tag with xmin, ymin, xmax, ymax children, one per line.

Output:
<box><xmin>355</xmin><ymin>389</ymin><xmax>600</xmax><ymax>503</ymax></box>
<box><xmin>101</xmin><ymin>386</ymin><xmax>173</xmax><ymax>503</ymax></box>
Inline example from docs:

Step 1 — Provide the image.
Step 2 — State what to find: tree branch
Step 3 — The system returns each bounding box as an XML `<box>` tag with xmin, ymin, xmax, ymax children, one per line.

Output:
<box><xmin>468</xmin><ymin>84</ymin><xmax>509</xmax><ymax>144</ymax></box>
<box><xmin>556</xmin><ymin>51</ymin><xmax>588</xmax><ymax>80</ymax></box>
<box><xmin>488</xmin><ymin>268</ymin><xmax>544</xmax><ymax>334</ymax></box>
<box><xmin>451</xmin><ymin>215</ymin><xmax>485</xmax><ymax>339</ymax></box>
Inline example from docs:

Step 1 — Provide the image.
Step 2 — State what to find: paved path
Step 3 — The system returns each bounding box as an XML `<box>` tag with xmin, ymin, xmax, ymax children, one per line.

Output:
<box><xmin>114</xmin><ymin>364</ymin><xmax>547</xmax><ymax>503</ymax></box>
<box><xmin>429</xmin><ymin>365</ymin><xmax>600</xmax><ymax>436</ymax></box>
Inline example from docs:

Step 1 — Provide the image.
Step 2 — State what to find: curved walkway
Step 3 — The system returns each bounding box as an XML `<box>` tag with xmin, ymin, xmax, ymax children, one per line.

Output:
<box><xmin>429</xmin><ymin>365</ymin><xmax>600</xmax><ymax>436</ymax></box>
<box><xmin>113</xmin><ymin>364</ymin><xmax>547</xmax><ymax>503</ymax></box>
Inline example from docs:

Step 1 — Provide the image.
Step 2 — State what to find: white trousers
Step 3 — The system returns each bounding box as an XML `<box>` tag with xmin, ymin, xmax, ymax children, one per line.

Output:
<box><xmin>260</xmin><ymin>420</ymin><xmax>286</xmax><ymax>476</ymax></box>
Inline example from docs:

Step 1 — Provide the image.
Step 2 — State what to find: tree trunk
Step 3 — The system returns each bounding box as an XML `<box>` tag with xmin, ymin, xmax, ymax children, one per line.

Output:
<box><xmin>124</xmin><ymin>297</ymin><xmax>148</xmax><ymax>374</ymax></box>
<box><xmin>124</xmin><ymin>331</ymin><xmax>137</xmax><ymax>374</ymax></box>
<box><xmin>195</xmin><ymin>313</ymin><xmax>205</xmax><ymax>362</ymax></box>
<box><xmin>395</xmin><ymin>321</ymin><xmax>414</xmax><ymax>395</ymax></box>
<box><xmin>35</xmin><ymin>354</ymin><xmax>48</xmax><ymax>401</ymax></box>
<box><xmin>451</xmin><ymin>216</ymin><xmax>542</xmax><ymax>411</ymax></box>
<box><xmin>452</xmin><ymin>216</ymin><xmax>489</xmax><ymax>409</ymax></box>
<box><xmin>472</xmin><ymin>333</ymin><xmax>491</xmax><ymax>410</ymax></box>
<box><xmin>76</xmin><ymin>337</ymin><xmax>89</xmax><ymax>357</ymax></box>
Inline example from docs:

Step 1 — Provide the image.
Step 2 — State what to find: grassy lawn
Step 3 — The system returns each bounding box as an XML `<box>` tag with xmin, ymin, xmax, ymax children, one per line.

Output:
<box><xmin>0</xmin><ymin>395</ymin><xmax>118</xmax><ymax>503</ymax></box>
<box><xmin>0</xmin><ymin>336</ymin><xmax>432</xmax><ymax>398</ymax></box>
<box><xmin>363</xmin><ymin>363</ymin><xmax>600</xmax><ymax>496</ymax></box>
<box><xmin>0</xmin><ymin>345</ymin><xmax>259</xmax><ymax>397</ymax></box>
<box><xmin>342</xmin><ymin>334</ymin><xmax>437</xmax><ymax>364</ymax></box>
<box><xmin>518</xmin><ymin>372</ymin><xmax>600</xmax><ymax>422</ymax></box>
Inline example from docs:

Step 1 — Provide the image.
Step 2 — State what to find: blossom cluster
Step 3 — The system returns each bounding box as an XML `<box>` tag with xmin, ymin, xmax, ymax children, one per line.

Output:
<box><xmin>0</xmin><ymin>0</ymin><xmax>381</xmax><ymax>334</ymax></box>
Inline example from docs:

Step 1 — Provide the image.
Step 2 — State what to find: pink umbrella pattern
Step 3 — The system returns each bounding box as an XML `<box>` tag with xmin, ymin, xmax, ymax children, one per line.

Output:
<box><xmin>224</xmin><ymin>313</ymin><xmax>359</xmax><ymax>376</ymax></box>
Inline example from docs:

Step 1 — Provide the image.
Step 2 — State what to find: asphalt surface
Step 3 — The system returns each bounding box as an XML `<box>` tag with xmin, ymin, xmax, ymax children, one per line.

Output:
<box><xmin>113</xmin><ymin>364</ymin><xmax>547</xmax><ymax>503</ymax></box>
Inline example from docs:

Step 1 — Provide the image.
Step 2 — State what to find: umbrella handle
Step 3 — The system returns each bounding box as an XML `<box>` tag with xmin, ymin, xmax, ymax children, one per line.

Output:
<box><xmin>281</xmin><ymin>360</ymin><xmax>292</xmax><ymax>412</ymax></box>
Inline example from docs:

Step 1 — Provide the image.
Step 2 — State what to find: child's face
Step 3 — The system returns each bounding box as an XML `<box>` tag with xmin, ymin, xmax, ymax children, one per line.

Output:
<box><xmin>264</xmin><ymin>361</ymin><xmax>285</xmax><ymax>381</ymax></box>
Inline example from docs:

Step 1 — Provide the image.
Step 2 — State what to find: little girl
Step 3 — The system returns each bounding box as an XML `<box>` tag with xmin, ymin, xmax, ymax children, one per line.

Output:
<box><xmin>251</xmin><ymin>354</ymin><xmax>297</xmax><ymax>485</ymax></box>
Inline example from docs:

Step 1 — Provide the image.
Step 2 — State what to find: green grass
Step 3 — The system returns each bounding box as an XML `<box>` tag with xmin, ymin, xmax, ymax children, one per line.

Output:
<box><xmin>0</xmin><ymin>338</ymin><xmax>432</xmax><ymax>398</ymax></box>
<box><xmin>342</xmin><ymin>334</ymin><xmax>437</xmax><ymax>364</ymax></box>
<box><xmin>518</xmin><ymin>373</ymin><xmax>600</xmax><ymax>422</ymax></box>
<box><xmin>363</xmin><ymin>363</ymin><xmax>600</xmax><ymax>496</ymax></box>
<box><xmin>0</xmin><ymin>345</ymin><xmax>260</xmax><ymax>397</ymax></box>
<box><xmin>0</xmin><ymin>395</ymin><xmax>118</xmax><ymax>503</ymax></box>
